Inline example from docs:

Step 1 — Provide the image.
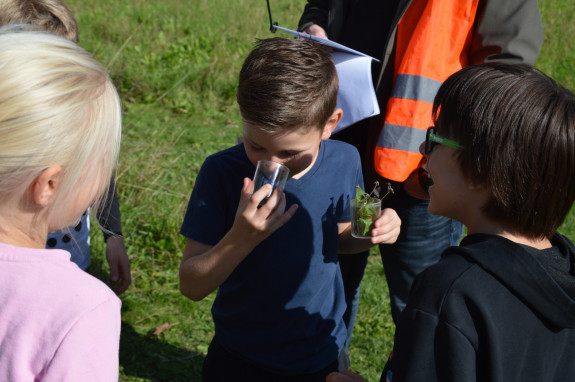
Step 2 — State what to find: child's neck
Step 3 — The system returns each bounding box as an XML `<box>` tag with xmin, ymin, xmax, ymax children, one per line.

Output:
<box><xmin>290</xmin><ymin>142</ymin><xmax>322</xmax><ymax>180</ymax></box>
<box><xmin>497</xmin><ymin>232</ymin><xmax>552</xmax><ymax>249</ymax></box>
<box><xmin>0</xmin><ymin>230</ymin><xmax>47</xmax><ymax>249</ymax></box>
<box><xmin>0</xmin><ymin>212</ymin><xmax>48</xmax><ymax>249</ymax></box>
<box><xmin>467</xmin><ymin>220</ymin><xmax>552</xmax><ymax>250</ymax></box>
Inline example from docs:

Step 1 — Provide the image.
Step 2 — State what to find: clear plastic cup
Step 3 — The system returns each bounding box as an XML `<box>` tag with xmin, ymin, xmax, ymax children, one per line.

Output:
<box><xmin>252</xmin><ymin>160</ymin><xmax>289</xmax><ymax>205</ymax></box>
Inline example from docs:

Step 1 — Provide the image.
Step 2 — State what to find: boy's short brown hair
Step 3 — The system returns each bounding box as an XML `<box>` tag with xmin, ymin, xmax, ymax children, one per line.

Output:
<box><xmin>433</xmin><ymin>62</ymin><xmax>575</xmax><ymax>239</ymax></box>
<box><xmin>0</xmin><ymin>0</ymin><xmax>78</xmax><ymax>43</ymax></box>
<box><xmin>236</xmin><ymin>37</ymin><xmax>339</xmax><ymax>133</ymax></box>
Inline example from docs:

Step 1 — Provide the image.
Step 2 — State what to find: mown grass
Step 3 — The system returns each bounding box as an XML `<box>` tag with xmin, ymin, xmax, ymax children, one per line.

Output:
<box><xmin>61</xmin><ymin>0</ymin><xmax>575</xmax><ymax>380</ymax></box>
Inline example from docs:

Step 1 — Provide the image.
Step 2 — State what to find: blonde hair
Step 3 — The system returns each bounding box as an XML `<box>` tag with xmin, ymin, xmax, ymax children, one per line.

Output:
<box><xmin>0</xmin><ymin>0</ymin><xmax>78</xmax><ymax>43</ymax></box>
<box><xmin>0</xmin><ymin>28</ymin><xmax>121</xmax><ymax>230</ymax></box>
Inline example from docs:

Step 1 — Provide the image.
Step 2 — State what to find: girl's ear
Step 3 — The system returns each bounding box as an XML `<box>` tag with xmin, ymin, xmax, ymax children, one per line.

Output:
<box><xmin>321</xmin><ymin>108</ymin><xmax>343</xmax><ymax>140</ymax></box>
<box><xmin>30</xmin><ymin>166</ymin><xmax>62</xmax><ymax>207</ymax></box>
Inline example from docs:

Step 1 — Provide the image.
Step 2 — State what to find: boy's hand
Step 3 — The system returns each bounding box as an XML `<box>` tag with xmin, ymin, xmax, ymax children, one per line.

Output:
<box><xmin>232</xmin><ymin>178</ymin><xmax>298</xmax><ymax>245</ymax></box>
<box><xmin>326</xmin><ymin>370</ymin><xmax>367</xmax><ymax>382</ymax></box>
<box><xmin>179</xmin><ymin>178</ymin><xmax>298</xmax><ymax>301</ymax></box>
<box><xmin>369</xmin><ymin>208</ymin><xmax>401</xmax><ymax>245</ymax></box>
<box><xmin>338</xmin><ymin>208</ymin><xmax>401</xmax><ymax>253</ymax></box>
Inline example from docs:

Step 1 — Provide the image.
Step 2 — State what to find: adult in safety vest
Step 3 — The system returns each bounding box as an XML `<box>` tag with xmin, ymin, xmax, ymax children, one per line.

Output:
<box><xmin>298</xmin><ymin>0</ymin><xmax>543</xmax><ymax>345</ymax></box>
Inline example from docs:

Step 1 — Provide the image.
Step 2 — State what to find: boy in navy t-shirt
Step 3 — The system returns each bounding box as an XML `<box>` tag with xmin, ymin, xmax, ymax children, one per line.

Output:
<box><xmin>179</xmin><ymin>38</ymin><xmax>401</xmax><ymax>381</ymax></box>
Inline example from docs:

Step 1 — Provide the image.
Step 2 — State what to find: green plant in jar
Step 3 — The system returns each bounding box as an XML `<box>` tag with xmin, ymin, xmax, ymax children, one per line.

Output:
<box><xmin>352</xmin><ymin>182</ymin><xmax>394</xmax><ymax>238</ymax></box>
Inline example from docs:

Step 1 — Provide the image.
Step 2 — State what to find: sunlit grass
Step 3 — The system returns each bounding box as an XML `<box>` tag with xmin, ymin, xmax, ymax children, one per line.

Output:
<box><xmin>61</xmin><ymin>0</ymin><xmax>575</xmax><ymax>379</ymax></box>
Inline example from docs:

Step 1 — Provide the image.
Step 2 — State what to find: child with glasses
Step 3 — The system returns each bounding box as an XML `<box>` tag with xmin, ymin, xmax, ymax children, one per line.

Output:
<box><xmin>328</xmin><ymin>62</ymin><xmax>575</xmax><ymax>382</ymax></box>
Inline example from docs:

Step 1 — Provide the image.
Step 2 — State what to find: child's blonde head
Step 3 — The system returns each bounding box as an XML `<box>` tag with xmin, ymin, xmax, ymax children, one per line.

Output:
<box><xmin>0</xmin><ymin>28</ymin><xmax>121</xmax><ymax>231</ymax></box>
<box><xmin>0</xmin><ymin>0</ymin><xmax>78</xmax><ymax>43</ymax></box>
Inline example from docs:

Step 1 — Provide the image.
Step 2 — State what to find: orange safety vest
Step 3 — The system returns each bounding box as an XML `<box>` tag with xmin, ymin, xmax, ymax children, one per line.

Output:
<box><xmin>373</xmin><ymin>0</ymin><xmax>480</xmax><ymax>182</ymax></box>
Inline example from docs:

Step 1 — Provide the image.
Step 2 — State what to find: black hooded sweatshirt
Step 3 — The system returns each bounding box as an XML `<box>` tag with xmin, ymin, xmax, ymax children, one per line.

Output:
<box><xmin>387</xmin><ymin>233</ymin><xmax>575</xmax><ymax>382</ymax></box>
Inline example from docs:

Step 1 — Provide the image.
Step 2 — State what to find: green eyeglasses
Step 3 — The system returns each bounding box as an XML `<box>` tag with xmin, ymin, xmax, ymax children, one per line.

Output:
<box><xmin>424</xmin><ymin>127</ymin><xmax>464</xmax><ymax>154</ymax></box>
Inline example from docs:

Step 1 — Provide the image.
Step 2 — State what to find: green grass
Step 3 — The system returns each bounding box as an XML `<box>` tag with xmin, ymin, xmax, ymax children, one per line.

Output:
<box><xmin>536</xmin><ymin>0</ymin><xmax>575</xmax><ymax>90</ymax></box>
<box><xmin>59</xmin><ymin>0</ymin><xmax>575</xmax><ymax>380</ymax></box>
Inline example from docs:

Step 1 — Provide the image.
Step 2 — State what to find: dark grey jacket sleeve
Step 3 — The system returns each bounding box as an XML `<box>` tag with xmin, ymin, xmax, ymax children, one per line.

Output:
<box><xmin>470</xmin><ymin>0</ymin><xmax>543</xmax><ymax>65</ymax></box>
<box><xmin>97</xmin><ymin>176</ymin><xmax>123</xmax><ymax>241</ymax></box>
<box><xmin>298</xmin><ymin>0</ymin><xmax>331</xmax><ymax>34</ymax></box>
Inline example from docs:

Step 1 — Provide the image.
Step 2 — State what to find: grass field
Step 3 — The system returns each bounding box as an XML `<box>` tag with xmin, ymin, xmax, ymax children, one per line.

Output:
<box><xmin>59</xmin><ymin>0</ymin><xmax>575</xmax><ymax>380</ymax></box>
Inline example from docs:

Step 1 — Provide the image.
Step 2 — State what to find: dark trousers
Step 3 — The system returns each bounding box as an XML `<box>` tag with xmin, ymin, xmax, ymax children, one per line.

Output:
<box><xmin>202</xmin><ymin>336</ymin><xmax>339</xmax><ymax>382</ymax></box>
<box><xmin>338</xmin><ymin>250</ymin><xmax>370</xmax><ymax>349</ymax></box>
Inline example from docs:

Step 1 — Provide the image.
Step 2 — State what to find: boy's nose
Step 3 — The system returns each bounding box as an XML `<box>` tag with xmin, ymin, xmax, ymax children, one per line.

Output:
<box><xmin>269</xmin><ymin>156</ymin><xmax>283</xmax><ymax>165</ymax></box>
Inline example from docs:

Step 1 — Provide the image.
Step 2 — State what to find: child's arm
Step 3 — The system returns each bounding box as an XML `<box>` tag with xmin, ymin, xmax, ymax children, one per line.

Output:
<box><xmin>179</xmin><ymin>178</ymin><xmax>298</xmax><ymax>301</ymax></box>
<box><xmin>337</xmin><ymin>208</ymin><xmax>401</xmax><ymax>254</ymax></box>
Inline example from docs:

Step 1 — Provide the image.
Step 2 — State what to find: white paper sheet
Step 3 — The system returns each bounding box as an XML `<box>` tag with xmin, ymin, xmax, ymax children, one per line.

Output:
<box><xmin>274</xmin><ymin>25</ymin><xmax>378</xmax><ymax>60</ymax></box>
<box><xmin>332</xmin><ymin>52</ymin><xmax>380</xmax><ymax>132</ymax></box>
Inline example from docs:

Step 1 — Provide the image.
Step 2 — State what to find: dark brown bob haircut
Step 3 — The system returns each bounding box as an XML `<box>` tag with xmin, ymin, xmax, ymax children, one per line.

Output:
<box><xmin>236</xmin><ymin>37</ymin><xmax>338</xmax><ymax>133</ymax></box>
<box><xmin>433</xmin><ymin>62</ymin><xmax>575</xmax><ymax>239</ymax></box>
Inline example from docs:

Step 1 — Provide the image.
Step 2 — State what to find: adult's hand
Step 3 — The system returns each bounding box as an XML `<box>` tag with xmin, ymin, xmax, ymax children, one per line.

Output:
<box><xmin>304</xmin><ymin>24</ymin><xmax>328</xmax><ymax>39</ymax></box>
<box><xmin>105</xmin><ymin>235</ymin><xmax>131</xmax><ymax>295</ymax></box>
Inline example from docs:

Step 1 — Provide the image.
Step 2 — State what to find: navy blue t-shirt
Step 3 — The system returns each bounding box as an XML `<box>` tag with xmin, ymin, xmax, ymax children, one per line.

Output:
<box><xmin>180</xmin><ymin>139</ymin><xmax>363</xmax><ymax>374</ymax></box>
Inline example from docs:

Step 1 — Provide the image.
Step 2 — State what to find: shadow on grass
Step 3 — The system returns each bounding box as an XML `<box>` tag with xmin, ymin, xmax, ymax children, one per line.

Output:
<box><xmin>88</xmin><ymin>256</ymin><xmax>204</xmax><ymax>381</ymax></box>
<box><xmin>119</xmin><ymin>322</ymin><xmax>203</xmax><ymax>381</ymax></box>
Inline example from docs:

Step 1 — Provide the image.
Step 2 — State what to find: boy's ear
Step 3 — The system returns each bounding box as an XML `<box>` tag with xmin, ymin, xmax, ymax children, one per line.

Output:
<box><xmin>30</xmin><ymin>166</ymin><xmax>62</xmax><ymax>207</ymax></box>
<box><xmin>321</xmin><ymin>108</ymin><xmax>343</xmax><ymax>140</ymax></box>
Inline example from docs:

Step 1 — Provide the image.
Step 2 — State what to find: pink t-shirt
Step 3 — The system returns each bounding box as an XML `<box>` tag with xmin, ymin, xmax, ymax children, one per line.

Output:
<box><xmin>0</xmin><ymin>242</ymin><xmax>121</xmax><ymax>381</ymax></box>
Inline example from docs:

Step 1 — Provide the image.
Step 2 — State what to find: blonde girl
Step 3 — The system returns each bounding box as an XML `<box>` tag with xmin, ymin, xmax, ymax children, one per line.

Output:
<box><xmin>0</xmin><ymin>28</ymin><xmax>122</xmax><ymax>380</ymax></box>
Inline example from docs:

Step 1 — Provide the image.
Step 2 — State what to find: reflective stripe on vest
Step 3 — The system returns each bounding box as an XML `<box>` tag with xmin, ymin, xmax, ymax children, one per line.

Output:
<box><xmin>374</xmin><ymin>75</ymin><xmax>441</xmax><ymax>181</ymax></box>
<box><xmin>376</xmin><ymin>74</ymin><xmax>442</xmax><ymax>152</ymax></box>
<box><xmin>374</xmin><ymin>0</ymin><xmax>480</xmax><ymax>182</ymax></box>
<box><xmin>392</xmin><ymin>74</ymin><xmax>442</xmax><ymax>105</ymax></box>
